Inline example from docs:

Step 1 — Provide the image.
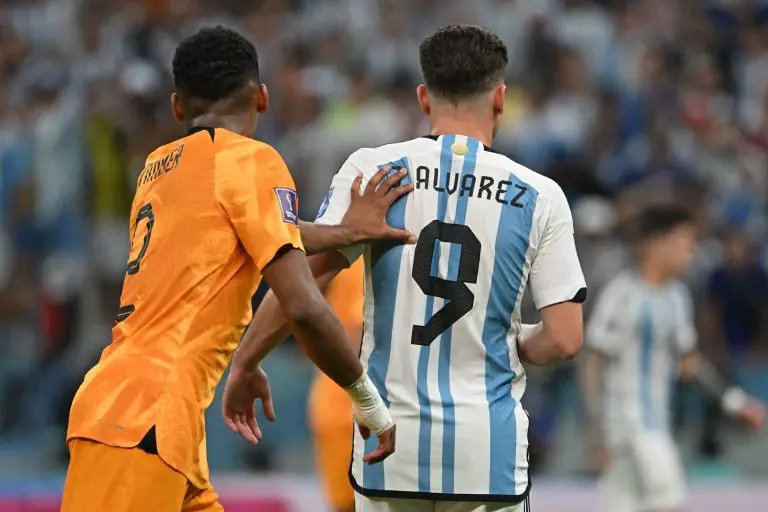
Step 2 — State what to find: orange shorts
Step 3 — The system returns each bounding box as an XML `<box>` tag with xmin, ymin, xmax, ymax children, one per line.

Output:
<box><xmin>313</xmin><ymin>424</ymin><xmax>354</xmax><ymax>512</ymax></box>
<box><xmin>62</xmin><ymin>438</ymin><xmax>223</xmax><ymax>512</ymax></box>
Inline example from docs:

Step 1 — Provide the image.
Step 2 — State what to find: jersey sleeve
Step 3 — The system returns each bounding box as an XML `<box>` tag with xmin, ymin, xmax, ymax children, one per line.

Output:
<box><xmin>529</xmin><ymin>184</ymin><xmax>587</xmax><ymax>310</ymax></box>
<box><xmin>585</xmin><ymin>279</ymin><xmax>630</xmax><ymax>356</ymax></box>
<box><xmin>673</xmin><ymin>285</ymin><xmax>697</xmax><ymax>354</ymax></box>
<box><xmin>216</xmin><ymin>143</ymin><xmax>304</xmax><ymax>272</ymax></box>
<box><xmin>313</xmin><ymin>153</ymin><xmax>366</xmax><ymax>265</ymax></box>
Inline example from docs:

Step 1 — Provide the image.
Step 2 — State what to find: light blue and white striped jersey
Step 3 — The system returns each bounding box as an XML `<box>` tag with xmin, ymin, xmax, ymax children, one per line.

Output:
<box><xmin>586</xmin><ymin>270</ymin><xmax>697</xmax><ymax>447</ymax></box>
<box><xmin>316</xmin><ymin>135</ymin><xmax>586</xmax><ymax>501</ymax></box>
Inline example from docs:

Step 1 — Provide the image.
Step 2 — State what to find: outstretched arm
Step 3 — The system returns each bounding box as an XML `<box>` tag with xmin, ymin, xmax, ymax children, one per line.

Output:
<box><xmin>217</xmin><ymin>144</ymin><xmax>393</xmax><ymax>462</ymax></box>
<box><xmin>223</xmin><ymin>249</ymin><xmax>393</xmax><ymax>463</ymax></box>
<box><xmin>231</xmin><ymin>250</ymin><xmax>350</xmax><ymax>372</ymax></box>
<box><xmin>679</xmin><ymin>352</ymin><xmax>765</xmax><ymax>430</ymax></box>
<box><xmin>299</xmin><ymin>166</ymin><xmax>415</xmax><ymax>255</ymax></box>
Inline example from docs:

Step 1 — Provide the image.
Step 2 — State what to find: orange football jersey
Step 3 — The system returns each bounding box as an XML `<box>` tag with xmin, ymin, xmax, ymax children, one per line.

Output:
<box><xmin>67</xmin><ymin>127</ymin><xmax>304</xmax><ymax>489</ymax></box>
<box><xmin>308</xmin><ymin>259</ymin><xmax>364</xmax><ymax>432</ymax></box>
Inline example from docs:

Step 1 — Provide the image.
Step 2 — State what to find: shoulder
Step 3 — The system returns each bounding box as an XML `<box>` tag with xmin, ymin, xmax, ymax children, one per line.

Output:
<box><xmin>216</xmin><ymin>131</ymin><xmax>282</xmax><ymax>159</ymax></box>
<box><xmin>345</xmin><ymin>138</ymin><xmax>437</xmax><ymax>171</ymax></box>
<box><xmin>484</xmin><ymin>152</ymin><xmax>563</xmax><ymax>199</ymax></box>
<box><xmin>600</xmin><ymin>271</ymin><xmax>638</xmax><ymax>301</ymax></box>
<box><xmin>215</xmin><ymin>133</ymin><xmax>289</xmax><ymax>175</ymax></box>
<box><xmin>144</xmin><ymin>136</ymin><xmax>189</xmax><ymax>164</ymax></box>
<box><xmin>668</xmin><ymin>280</ymin><xmax>693</xmax><ymax>303</ymax></box>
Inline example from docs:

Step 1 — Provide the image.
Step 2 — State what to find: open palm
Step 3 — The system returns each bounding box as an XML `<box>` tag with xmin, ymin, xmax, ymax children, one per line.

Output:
<box><xmin>222</xmin><ymin>365</ymin><xmax>276</xmax><ymax>444</ymax></box>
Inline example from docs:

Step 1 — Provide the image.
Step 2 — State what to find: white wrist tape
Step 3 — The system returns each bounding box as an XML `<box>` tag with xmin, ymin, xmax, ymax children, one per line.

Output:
<box><xmin>345</xmin><ymin>373</ymin><xmax>393</xmax><ymax>435</ymax></box>
<box><xmin>722</xmin><ymin>386</ymin><xmax>749</xmax><ymax>416</ymax></box>
<box><xmin>518</xmin><ymin>322</ymin><xmax>543</xmax><ymax>347</ymax></box>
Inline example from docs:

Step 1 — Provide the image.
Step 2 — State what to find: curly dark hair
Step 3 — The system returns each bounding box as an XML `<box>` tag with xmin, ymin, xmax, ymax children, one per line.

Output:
<box><xmin>419</xmin><ymin>25</ymin><xmax>508</xmax><ymax>102</ymax></box>
<box><xmin>172</xmin><ymin>26</ymin><xmax>260</xmax><ymax>103</ymax></box>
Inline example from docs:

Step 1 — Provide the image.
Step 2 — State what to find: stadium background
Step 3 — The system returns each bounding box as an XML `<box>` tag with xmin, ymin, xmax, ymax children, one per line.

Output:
<box><xmin>1</xmin><ymin>0</ymin><xmax>768</xmax><ymax>510</ymax></box>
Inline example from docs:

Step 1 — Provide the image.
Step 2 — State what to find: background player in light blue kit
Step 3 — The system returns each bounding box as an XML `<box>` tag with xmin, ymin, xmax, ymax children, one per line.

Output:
<box><xmin>583</xmin><ymin>206</ymin><xmax>766</xmax><ymax>512</ymax></box>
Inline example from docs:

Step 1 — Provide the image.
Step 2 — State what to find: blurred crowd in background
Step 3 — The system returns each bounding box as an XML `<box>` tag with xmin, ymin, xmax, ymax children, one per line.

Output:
<box><xmin>2</xmin><ymin>0</ymin><xmax>768</xmax><ymax>480</ymax></box>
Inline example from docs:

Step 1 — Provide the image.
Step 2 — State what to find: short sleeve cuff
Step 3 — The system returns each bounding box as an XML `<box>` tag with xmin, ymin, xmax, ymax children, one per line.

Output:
<box><xmin>534</xmin><ymin>285</ymin><xmax>588</xmax><ymax>311</ymax></box>
<box><xmin>256</xmin><ymin>240</ymin><xmax>305</xmax><ymax>273</ymax></box>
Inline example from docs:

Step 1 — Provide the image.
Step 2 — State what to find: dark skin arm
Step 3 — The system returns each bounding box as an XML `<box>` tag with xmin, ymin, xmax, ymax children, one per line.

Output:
<box><xmin>262</xmin><ymin>249</ymin><xmax>360</xmax><ymax>386</ymax></box>
<box><xmin>223</xmin><ymin>249</ymin><xmax>394</xmax><ymax>463</ymax></box>
<box><xmin>229</xmin><ymin>250</ymin><xmax>349</xmax><ymax>372</ymax></box>
<box><xmin>298</xmin><ymin>166</ymin><xmax>416</xmax><ymax>255</ymax></box>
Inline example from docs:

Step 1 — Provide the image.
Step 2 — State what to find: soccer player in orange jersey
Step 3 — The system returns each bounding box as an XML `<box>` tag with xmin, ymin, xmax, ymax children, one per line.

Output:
<box><xmin>62</xmin><ymin>27</ymin><xmax>411</xmax><ymax>512</ymax></box>
<box><xmin>308</xmin><ymin>261</ymin><xmax>364</xmax><ymax>512</ymax></box>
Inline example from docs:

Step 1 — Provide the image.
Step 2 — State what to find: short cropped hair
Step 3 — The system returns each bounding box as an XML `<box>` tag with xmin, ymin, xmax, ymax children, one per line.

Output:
<box><xmin>172</xmin><ymin>26</ymin><xmax>260</xmax><ymax>102</ymax></box>
<box><xmin>419</xmin><ymin>24</ymin><xmax>508</xmax><ymax>102</ymax></box>
<box><xmin>636</xmin><ymin>205</ymin><xmax>694</xmax><ymax>240</ymax></box>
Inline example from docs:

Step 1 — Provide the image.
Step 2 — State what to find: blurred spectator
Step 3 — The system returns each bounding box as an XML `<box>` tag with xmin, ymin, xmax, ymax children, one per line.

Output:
<box><xmin>703</xmin><ymin>230</ymin><xmax>768</xmax><ymax>361</ymax></box>
<box><xmin>699</xmin><ymin>229</ymin><xmax>768</xmax><ymax>457</ymax></box>
<box><xmin>0</xmin><ymin>0</ymin><xmax>768</xmax><ymax>479</ymax></box>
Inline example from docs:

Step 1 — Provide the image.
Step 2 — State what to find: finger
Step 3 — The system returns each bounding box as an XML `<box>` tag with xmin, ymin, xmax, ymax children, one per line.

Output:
<box><xmin>350</xmin><ymin>174</ymin><xmax>363</xmax><ymax>200</ymax></box>
<box><xmin>365</xmin><ymin>166</ymin><xmax>390</xmax><ymax>195</ymax></box>
<box><xmin>247</xmin><ymin>416</ymin><xmax>262</xmax><ymax>441</ymax></box>
<box><xmin>377</xmin><ymin>168</ymin><xmax>408</xmax><ymax>197</ymax></box>
<box><xmin>364</xmin><ymin>426</ymin><xmax>396</xmax><ymax>464</ymax></box>
<box><xmin>235</xmin><ymin>414</ymin><xmax>259</xmax><ymax>444</ymax></box>
<box><xmin>358</xmin><ymin>424</ymin><xmax>371</xmax><ymax>440</ymax></box>
<box><xmin>262</xmin><ymin>396</ymin><xmax>277</xmax><ymax>422</ymax></box>
<box><xmin>384</xmin><ymin>182</ymin><xmax>414</xmax><ymax>203</ymax></box>
<box><xmin>223</xmin><ymin>411</ymin><xmax>239</xmax><ymax>435</ymax></box>
<box><xmin>386</xmin><ymin>227</ymin><xmax>418</xmax><ymax>244</ymax></box>
<box><xmin>363</xmin><ymin>446</ymin><xmax>388</xmax><ymax>465</ymax></box>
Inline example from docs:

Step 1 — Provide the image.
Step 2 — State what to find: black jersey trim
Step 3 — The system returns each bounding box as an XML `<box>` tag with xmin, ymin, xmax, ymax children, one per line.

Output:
<box><xmin>348</xmin><ymin>471</ymin><xmax>531</xmax><ymax>504</ymax></box>
<box><xmin>347</xmin><ymin>416</ymin><xmax>532</xmax><ymax>504</ymax></box>
<box><xmin>187</xmin><ymin>125</ymin><xmax>216</xmax><ymax>141</ymax></box>
<box><xmin>571</xmin><ymin>286</ymin><xmax>588</xmax><ymax>303</ymax></box>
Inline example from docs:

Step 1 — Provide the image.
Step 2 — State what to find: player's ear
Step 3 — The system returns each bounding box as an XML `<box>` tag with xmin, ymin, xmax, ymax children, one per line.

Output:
<box><xmin>256</xmin><ymin>84</ymin><xmax>269</xmax><ymax>114</ymax></box>
<box><xmin>493</xmin><ymin>83</ymin><xmax>506</xmax><ymax>117</ymax></box>
<box><xmin>416</xmin><ymin>84</ymin><xmax>430</xmax><ymax>116</ymax></box>
<box><xmin>170</xmin><ymin>93</ymin><xmax>186</xmax><ymax>123</ymax></box>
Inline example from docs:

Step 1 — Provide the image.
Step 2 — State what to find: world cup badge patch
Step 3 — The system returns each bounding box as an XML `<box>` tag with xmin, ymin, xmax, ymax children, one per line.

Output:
<box><xmin>274</xmin><ymin>187</ymin><xmax>299</xmax><ymax>226</ymax></box>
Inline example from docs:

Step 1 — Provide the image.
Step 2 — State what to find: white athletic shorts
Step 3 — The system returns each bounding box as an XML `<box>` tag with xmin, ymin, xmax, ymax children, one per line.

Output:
<box><xmin>354</xmin><ymin>494</ymin><xmax>530</xmax><ymax>512</ymax></box>
<box><xmin>600</xmin><ymin>430</ymin><xmax>686</xmax><ymax>512</ymax></box>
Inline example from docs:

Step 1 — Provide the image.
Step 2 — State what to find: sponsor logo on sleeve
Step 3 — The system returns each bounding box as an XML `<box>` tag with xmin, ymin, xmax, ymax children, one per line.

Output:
<box><xmin>274</xmin><ymin>187</ymin><xmax>299</xmax><ymax>226</ymax></box>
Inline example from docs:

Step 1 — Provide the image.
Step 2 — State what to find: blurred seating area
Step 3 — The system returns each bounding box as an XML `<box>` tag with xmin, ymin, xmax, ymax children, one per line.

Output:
<box><xmin>1</xmin><ymin>0</ymin><xmax>768</xmax><ymax>479</ymax></box>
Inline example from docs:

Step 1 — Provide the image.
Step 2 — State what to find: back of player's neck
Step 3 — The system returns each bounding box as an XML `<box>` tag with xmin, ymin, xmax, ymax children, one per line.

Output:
<box><xmin>188</xmin><ymin>113</ymin><xmax>254</xmax><ymax>138</ymax></box>
<box><xmin>429</xmin><ymin>118</ymin><xmax>492</xmax><ymax>147</ymax></box>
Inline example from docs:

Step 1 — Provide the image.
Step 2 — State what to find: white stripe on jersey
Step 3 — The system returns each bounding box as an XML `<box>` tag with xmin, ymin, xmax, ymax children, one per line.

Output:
<box><xmin>586</xmin><ymin>270</ymin><xmax>697</xmax><ymax>446</ymax></box>
<box><xmin>318</xmin><ymin>135</ymin><xmax>586</xmax><ymax>500</ymax></box>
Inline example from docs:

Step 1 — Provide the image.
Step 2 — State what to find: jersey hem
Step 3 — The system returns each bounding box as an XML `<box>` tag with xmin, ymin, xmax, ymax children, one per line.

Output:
<box><xmin>348</xmin><ymin>471</ymin><xmax>532</xmax><ymax>503</ymax></box>
<box><xmin>66</xmin><ymin>432</ymin><xmax>205</xmax><ymax>489</ymax></box>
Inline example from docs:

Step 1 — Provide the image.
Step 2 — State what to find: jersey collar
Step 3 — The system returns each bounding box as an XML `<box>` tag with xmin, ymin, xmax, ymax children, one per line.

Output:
<box><xmin>187</xmin><ymin>126</ymin><xmax>216</xmax><ymax>141</ymax></box>
<box><xmin>421</xmin><ymin>134</ymin><xmax>500</xmax><ymax>154</ymax></box>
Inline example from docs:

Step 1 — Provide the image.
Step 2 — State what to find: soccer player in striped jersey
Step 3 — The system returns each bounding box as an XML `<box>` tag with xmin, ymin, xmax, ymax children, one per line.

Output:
<box><xmin>582</xmin><ymin>206</ymin><xmax>765</xmax><ymax>512</ymax></box>
<box><xmin>224</xmin><ymin>25</ymin><xmax>586</xmax><ymax>511</ymax></box>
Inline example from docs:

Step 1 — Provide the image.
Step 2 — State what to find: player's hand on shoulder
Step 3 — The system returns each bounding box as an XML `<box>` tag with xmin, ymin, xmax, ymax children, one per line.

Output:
<box><xmin>222</xmin><ymin>365</ymin><xmax>276</xmax><ymax>444</ymax></box>
<box><xmin>738</xmin><ymin>397</ymin><xmax>766</xmax><ymax>431</ymax></box>
<box><xmin>341</xmin><ymin>165</ymin><xmax>416</xmax><ymax>245</ymax></box>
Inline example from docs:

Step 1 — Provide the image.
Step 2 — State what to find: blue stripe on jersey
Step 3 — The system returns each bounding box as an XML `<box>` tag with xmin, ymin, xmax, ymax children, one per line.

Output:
<box><xmin>481</xmin><ymin>172</ymin><xmax>538</xmax><ymax>494</ymax></box>
<box><xmin>417</xmin><ymin>134</ymin><xmax>455</xmax><ymax>492</ymax></box>
<box><xmin>366</xmin><ymin>157</ymin><xmax>412</xmax><ymax>490</ymax></box>
<box><xmin>438</xmin><ymin>137</ymin><xmax>480</xmax><ymax>493</ymax></box>
<box><xmin>640</xmin><ymin>302</ymin><xmax>654</xmax><ymax>429</ymax></box>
